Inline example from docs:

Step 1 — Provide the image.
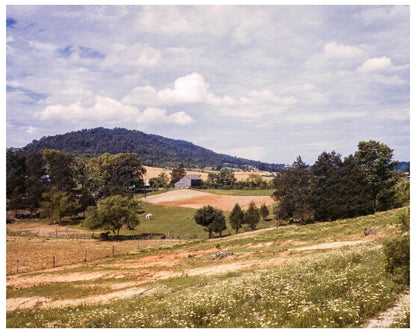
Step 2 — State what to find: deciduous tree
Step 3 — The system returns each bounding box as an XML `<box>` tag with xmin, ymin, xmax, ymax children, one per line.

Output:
<box><xmin>194</xmin><ymin>205</ymin><xmax>227</xmax><ymax>238</ymax></box>
<box><xmin>354</xmin><ymin>140</ymin><xmax>398</xmax><ymax>212</ymax></box>
<box><xmin>84</xmin><ymin>195</ymin><xmax>141</xmax><ymax>237</ymax></box>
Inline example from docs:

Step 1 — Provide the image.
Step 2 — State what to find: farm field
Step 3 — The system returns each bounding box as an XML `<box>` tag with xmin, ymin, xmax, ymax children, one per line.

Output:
<box><xmin>143</xmin><ymin>165</ymin><xmax>276</xmax><ymax>182</ymax></box>
<box><xmin>142</xmin><ymin>188</ymin><xmax>275</xmax><ymax>210</ymax></box>
<box><xmin>6</xmin><ymin>207</ymin><xmax>410</xmax><ymax>328</ymax></box>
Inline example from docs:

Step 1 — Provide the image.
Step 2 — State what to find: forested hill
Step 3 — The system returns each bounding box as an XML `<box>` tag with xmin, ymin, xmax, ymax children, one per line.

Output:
<box><xmin>20</xmin><ymin>127</ymin><xmax>285</xmax><ymax>171</ymax></box>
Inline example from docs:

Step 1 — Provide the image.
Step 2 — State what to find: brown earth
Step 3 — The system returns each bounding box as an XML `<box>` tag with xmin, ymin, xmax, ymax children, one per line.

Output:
<box><xmin>6</xmin><ymin>234</ymin><xmax>379</xmax><ymax>313</ymax></box>
<box><xmin>143</xmin><ymin>189</ymin><xmax>275</xmax><ymax>210</ymax></box>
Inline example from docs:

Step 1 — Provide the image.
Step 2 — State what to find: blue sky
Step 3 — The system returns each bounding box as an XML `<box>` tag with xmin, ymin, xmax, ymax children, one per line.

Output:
<box><xmin>5</xmin><ymin>4</ymin><xmax>410</xmax><ymax>164</ymax></box>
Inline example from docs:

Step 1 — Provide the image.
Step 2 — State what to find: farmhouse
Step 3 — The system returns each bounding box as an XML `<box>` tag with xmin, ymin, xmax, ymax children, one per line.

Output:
<box><xmin>174</xmin><ymin>175</ymin><xmax>202</xmax><ymax>189</ymax></box>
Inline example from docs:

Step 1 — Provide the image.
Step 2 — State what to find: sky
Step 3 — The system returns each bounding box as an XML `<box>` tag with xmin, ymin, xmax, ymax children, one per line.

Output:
<box><xmin>5</xmin><ymin>4</ymin><xmax>410</xmax><ymax>164</ymax></box>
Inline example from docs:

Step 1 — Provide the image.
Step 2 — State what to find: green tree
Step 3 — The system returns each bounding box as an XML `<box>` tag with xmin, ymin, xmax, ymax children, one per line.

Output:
<box><xmin>6</xmin><ymin>150</ymin><xmax>27</xmax><ymax>199</ymax></box>
<box><xmin>206</xmin><ymin>172</ymin><xmax>219</xmax><ymax>188</ymax></box>
<box><xmin>259</xmin><ymin>203</ymin><xmax>269</xmax><ymax>221</ymax></box>
<box><xmin>84</xmin><ymin>195</ymin><xmax>141</xmax><ymax>237</ymax></box>
<box><xmin>310</xmin><ymin>151</ymin><xmax>342</xmax><ymax>221</ymax></box>
<box><xmin>194</xmin><ymin>205</ymin><xmax>227</xmax><ymax>238</ymax></box>
<box><xmin>354</xmin><ymin>140</ymin><xmax>398</xmax><ymax>212</ymax></box>
<box><xmin>229</xmin><ymin>203</ymin><xmax>244</xmax><ymax>234</ymax></box>
<box><xmin>42</xmin><ymin>149</ymin><xmax>75</xmax><ymax>191</ymax></box>
<box><xmin>217</xmin><ymin>168</ymin><xmax>236</xmax><ymax>188</ymax></box>
<box><xmin>273</xmin><ymin>156</ymin><xmax>313</xmax><ymax>224</ymax></box>
<box><xmin>150</xmin><ymin>171</ymin><xmax>170</xmax><ymax>188</ymax></box>
<box><xmin>40</xmin><ymin>187</ymin><xmax>78</xmax><ymax>224</ymax></box>
<box><xmin>244</xmin><ymin>201</ymin><xmax>260</xmax><ymax>230</ymax></box>
<box><xmin>24</xmin><ymin>152</ymin><xmax>47</xmax><ymax>215</ymax></box>
<box><xmin>170</xmin><ymin>163</ymin><xmax>186</xmax><ymax>185</ymax></box>
<box><xmin>109</xmin><ymin>153</ymin><xmax>146</xmax><ymax>195</ymax></box>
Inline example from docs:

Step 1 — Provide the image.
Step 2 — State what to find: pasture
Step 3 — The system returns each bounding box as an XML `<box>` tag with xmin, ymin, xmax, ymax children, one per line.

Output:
<box><xmin>6</xmin><ymin>205</ymin><xmax>410</xmax><ymax>328</ymax></box>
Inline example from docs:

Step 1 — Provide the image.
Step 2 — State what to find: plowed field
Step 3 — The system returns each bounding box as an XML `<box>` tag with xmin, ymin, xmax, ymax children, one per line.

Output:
<box><xmin>143</xmin><ymin>189</ymin><xmax>275</xmax><ymax>210</ymax></box>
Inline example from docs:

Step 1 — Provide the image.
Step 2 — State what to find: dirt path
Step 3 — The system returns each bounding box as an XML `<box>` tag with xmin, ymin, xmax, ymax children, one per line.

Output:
<box><xmin>143</xmin><ymin>189</ymin><xmax>275</xmax><ymax>210</ymax></box>
<box><xmin>364</xmin><ymin>291</ymin><xmax>410</xmax><ymax>328</ymax></box>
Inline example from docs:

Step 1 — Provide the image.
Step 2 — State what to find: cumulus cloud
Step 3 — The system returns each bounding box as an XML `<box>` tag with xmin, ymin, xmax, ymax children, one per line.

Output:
<box><xmin>38</xmin><ymin>94</ymin><xmax>194</xmax><ymax>129</ymax></box>
<box><xmin>137</xmin><ymin>107</ymin><xmax>194</xmax><ymax>126</ymax></box>
<box><xmin>122</xmin><ymin>73</ymin><xmax>295</xmax><ymax>109</ymax></box>
<box><xmin>157</xmin><ymin>73</ymin><xmax>210</xmax><ymax>104</ymax></box>
<box><xmin>357</xmin><ymin>56</ymin><xmax>392</xmax><ymax>73</ymax></box>
<box><xmin>39</xmin><ymin>96</ymin><xmax>140</xmax><ymax>122</ymax></box>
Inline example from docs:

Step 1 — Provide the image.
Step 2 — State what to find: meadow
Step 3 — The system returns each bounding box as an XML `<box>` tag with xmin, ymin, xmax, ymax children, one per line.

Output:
<box><xmin>6</xmin><ymin>206</ymin><xmax>410</xmax><ymax>328</ymax></box>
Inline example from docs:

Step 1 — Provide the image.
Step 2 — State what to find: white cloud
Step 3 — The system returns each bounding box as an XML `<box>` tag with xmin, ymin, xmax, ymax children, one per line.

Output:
<box><xmin>122</xmin><ymin>73</ymin><xmax>295</xmax><ymax>109</ymax></box>
<box><xmin>39</xmin><ymin>96</ymin><xmax>140</xmax><ymax>122</ymax></box>
<box><xmin>157</xmin><ymin>73</ymin><xmax>210</xmax><ymax>104</ymax></box>
<box><xmin>357</xmin><ymin>56</ymin><xmax>392</xmax><ymax>73</ymax></box>
<box><xmin>136</xmin><ymin>107</ymin><xmax>194</xmax><ymax>126</ymax></box>
<box><xmin>323</xmin><ymin>42</ymin><xmax>362</xmax><ymax>59</ymax></box>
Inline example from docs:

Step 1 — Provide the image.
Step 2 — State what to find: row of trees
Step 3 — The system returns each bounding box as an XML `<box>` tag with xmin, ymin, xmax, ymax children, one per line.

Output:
<box><xmin>273</xmin><ymin>141</ymin><xmax>409</xmax><ymax>224</ymax></box>
<box><xmin>194</xmin><ymin>202</ymin><xmax>269</xmax><ymax>238</ymax></box>
<box><xmin>6</xmin><ymin>149</ymin><xmax>148</xmax><ymax>223</ymax></box>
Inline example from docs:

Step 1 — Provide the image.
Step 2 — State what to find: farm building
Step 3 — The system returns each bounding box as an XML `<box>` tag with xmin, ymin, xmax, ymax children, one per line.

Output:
<box><xmin>174</xmin><ymin>175</ymin><xmax>202</xmax><ymax>189</ymax></box>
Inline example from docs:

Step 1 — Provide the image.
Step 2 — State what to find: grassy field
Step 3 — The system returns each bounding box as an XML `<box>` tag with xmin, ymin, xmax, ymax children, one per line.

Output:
<box><xmin>6</xmin><ymin>207</ymin><xmax>409</xmax><ymax>328</ymax></box>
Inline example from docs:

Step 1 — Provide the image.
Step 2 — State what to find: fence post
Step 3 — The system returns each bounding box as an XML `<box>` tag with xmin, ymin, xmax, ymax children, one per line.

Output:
<box><xmin>16</xmin><ymin>259</ymin><xmax>19</xmax><ymax>274</ymax></box>
<box><xmin>84</xmin><ymin>250</ymin><xmax>87</xmax><ymax>262</ymax></box>
<box><xmin>137</xmin><ymin>242</ymin><xmax>140</xmax><ymax>251</ymax></box>
<box><xmin>56</xmin><ymin>229</ymin><xmax>58</xmax><ymax>237</ymax></box>
<box><xmin>53</xmin><ymin>256</ymin><xmax>56</xmax><ymax>268</ymax></box>
<box><xmin>112</xmin><ymin>245</ymin><xmax>115</xmax><ymax>256</ymax></box>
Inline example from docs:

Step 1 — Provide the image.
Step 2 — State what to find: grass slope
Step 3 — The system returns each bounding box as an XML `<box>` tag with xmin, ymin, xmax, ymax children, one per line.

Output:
<box><xmin>6</xmin><ymin>207</ymin><xmax>409</xmax><ymax>328</ymax></box>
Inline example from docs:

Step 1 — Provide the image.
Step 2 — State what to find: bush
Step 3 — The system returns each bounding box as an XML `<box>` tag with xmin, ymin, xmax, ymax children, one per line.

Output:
<box><xmin>383</xmin><ymin>234</ymin><xmax>410</xmax><ymax>285</ymax></box>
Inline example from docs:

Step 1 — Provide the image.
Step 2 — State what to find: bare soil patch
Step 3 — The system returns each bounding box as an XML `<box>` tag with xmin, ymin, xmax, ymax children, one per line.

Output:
<box><xmin>6</xmin><ymin>234</ymin><xmax>179</xmax><ymax>275</ymax></box>
<box><xmin>143</xmin><ymin>189</ymin><xmax>274</xmax><ymax>210</ymax></box>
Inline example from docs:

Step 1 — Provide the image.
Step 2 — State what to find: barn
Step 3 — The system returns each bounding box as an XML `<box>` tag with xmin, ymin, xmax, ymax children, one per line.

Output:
<box><xmin>174</xmin><ymin>175</ymin><xmax>202</xmax><ymax>189</ymax></box>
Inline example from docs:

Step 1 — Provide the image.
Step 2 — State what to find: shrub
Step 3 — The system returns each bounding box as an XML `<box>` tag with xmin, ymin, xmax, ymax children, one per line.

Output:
<box><xmin>383</xmin><ymin>234</ymin><xmax>410</xmax><ymax>285</ymax></box>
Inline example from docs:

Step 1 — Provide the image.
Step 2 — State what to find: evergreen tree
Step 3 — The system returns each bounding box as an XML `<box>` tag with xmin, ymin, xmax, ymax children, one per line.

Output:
<box><xmin>310</xmin><ymin>151</ymin><xmax>343</xmax><ymax>221</ymax></box>
<box><xmin>259</xmin><ymin>203</ymin><xmax>269</xmax><ymax>221</ymax></box>
<box><xmin>229</xmin><ymin>203</ymin><xmax>244</xmax><ymax>234</ymax></box>
<box><xmin>273</xmin><ymin>156</ymin><xmax>313</xmax><ymax>224</ymax></box>
<box><xmin>244</xmin><ymin>201</ymin><xmax>260</xmax><ymax>230</ymax></box>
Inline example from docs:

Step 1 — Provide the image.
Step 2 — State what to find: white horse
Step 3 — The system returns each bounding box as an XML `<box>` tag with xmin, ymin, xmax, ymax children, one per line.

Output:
<box><xmin>145</xmin><ymin>213</ymin><xmax>153</xmax><ymax>220</ymax></box>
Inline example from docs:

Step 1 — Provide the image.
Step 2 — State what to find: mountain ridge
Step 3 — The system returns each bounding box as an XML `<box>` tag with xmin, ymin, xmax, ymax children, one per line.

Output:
<box><xmin>19</xmin><ymin>127</ymin><xmax>285</xmax><ymax>172</ymax></box>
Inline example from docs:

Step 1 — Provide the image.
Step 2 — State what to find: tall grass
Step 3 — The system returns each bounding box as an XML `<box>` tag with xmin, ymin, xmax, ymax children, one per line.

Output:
<box><xmin>7</xmin><ymin>243</ymin><xmax>403</xmax><ymax>328</ymax></box>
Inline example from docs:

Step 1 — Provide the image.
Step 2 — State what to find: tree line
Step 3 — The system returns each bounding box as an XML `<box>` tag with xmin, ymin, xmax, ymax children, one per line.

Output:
<box><xmin>194</xmin><ymin>202</ymin><xmax>270</xmax><ymax>239</ymax></box>
<box><xmin>6</xmin><ymin>140</ymin><xmax>409</xmax><ymax>238</ymax></box>
<box><xmin>272</xmin><ymin>140</ymin><xmax>409</xmax><ymax>224</ymax></box>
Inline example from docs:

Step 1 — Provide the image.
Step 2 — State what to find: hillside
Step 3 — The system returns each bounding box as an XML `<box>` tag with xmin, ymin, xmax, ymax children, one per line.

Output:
<box><xmin>6</xmin><ymin>207</ymin><xmax>410</xmax><ymax>328</ymax></box>
<box><xmin>20</xmin><ymin>127</ymin><xmax>285</xmax><ymax>171</ymax></box>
